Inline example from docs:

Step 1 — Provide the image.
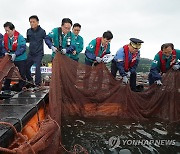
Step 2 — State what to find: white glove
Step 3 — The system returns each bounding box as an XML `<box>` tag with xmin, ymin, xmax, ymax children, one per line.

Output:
<box><xmin>122</xmin><ymin>76</ymin><xmax>129</xmax><ymax>84</ymax></box>
<box><xmin>96</xmin><ymin>57</ymin><xmax>102</xmax><ymax>63</ymax></box>
<box><xmin>155</xmin><ymin>80</ymin><xmax>162</xmax><ymax>86</ymax></box>
<box><xmin>5</xmin><ymin>52</ymin><xmax>10</xmax><ymax>55</ymax></box>
<box><xmin>172</xmin><ymin>64</ymin><xmax>180</xmax><ymax>70</ymax></box>
<box><xmin>11</xmin><ymin>54</ymin><xmax>16</xmax><ymax>61</ymax></box>
<box><xmin>51</xmin><ymin>46</ymin><xmax>58</xmax><ymax>53</ymax></box>
<box><xmin>126</xmin><ymin>71</ymin><xmax>131</xmax><ymax>78</ymax></box>
<box><xmin>61</xmin><ymin>49</ymin><xmax>67</xmax><ymax>54</ymax></box>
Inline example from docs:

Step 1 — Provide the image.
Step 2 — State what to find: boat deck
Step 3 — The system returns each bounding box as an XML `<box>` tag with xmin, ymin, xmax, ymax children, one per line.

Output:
<box><xmin>0</xmin><ymin>87</ymin><xmax>49</xmax><ymax>148</ymax></box>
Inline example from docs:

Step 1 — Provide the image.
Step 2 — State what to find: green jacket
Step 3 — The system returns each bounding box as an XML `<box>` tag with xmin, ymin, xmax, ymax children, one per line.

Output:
<box><xmin>85</xmin><ymin>38</ymin><xmax>110</xmax><ymax>62</ymax></box>
<box><xmin>151</xmin><ymin>49</ymin><xmax>180</xmax><ymax>70</ymax></box>
<box><xmin>2</xmin><ymin>34</ymin><xmax>27</xmax><ymax>61</ymax></box>
<box><xmin>47</xmin><ymin>27</ymin><xmax>76</xmax><ymax>59</ymax></box>
<box><xmin>70</xmin><ymin>34</ymin><xmax>83</xmax><ymax>60</ymax></box>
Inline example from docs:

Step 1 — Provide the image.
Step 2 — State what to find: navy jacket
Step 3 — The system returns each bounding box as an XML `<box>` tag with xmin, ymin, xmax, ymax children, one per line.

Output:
<box><xmin>0</xmin><ymin>33</ymin><xmax>3</xmax><ymax>57</ymax></box>
<box><xmin>26</xmin><ymin>26</ymin><xmax>46</xmax><ymax>56</ymax></box>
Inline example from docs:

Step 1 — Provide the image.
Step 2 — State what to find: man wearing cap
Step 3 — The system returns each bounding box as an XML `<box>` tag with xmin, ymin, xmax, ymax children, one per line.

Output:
<box><xmin>148</xmin><ymin>43</ymin><xmax>180</xmax><ymax>86</ymax></box>
<box><xmin>85</xmin><ymin>30</ymin><xmax>113</xmax><ymax>66</ymax></box>
<box><xmin>111</xmin><ymin>38</ymin><xmax>144</xmax><ymax>92</ymax></box>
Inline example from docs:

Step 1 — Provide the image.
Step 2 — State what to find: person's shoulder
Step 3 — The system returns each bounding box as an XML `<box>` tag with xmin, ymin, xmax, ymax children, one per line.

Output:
<box><xmin>51</xmin><ymin>27</ymin><xmax>58</xmax><ymax>32</ymax></box>
<box><xmin>175</xmin><ymin>49</ymin><xmax>180</xmax><ymax>53</ymax></box>
<box><xmin>18</xmin><ymin>33</ymin><xmax>25</xmax><ymax>39</ymax></box>
<box><xmin>117</xmin><ymin>47</ymin><xmax>124</xmax><ymax>53</ymax></box>
<box><xmin>89</xmin><ymin>39</ymin><xmax>96</xmax><ymax>46</ymax></box>
<box><xmin>86</xmin><ymin>39</ymin><xmax>96</xmax><ymax>49</ymax></box>
<box><xmin>0</xmin><ymin>33</ymin><xmax>3</xmax><ymax>38</ymax></box>
<box><xmin>38</xmin><ymin>26</ymin><xmax>46</xmax><ymax>32</ymax></box>
<box><xmin>90</xmin><ymin>38</ymin><xmax>96</xmax><ymax>43</ymax></box>
<box><xmin>27</xmin><ymin>28</ymin><xmax>31</xmax><ymax>33</ymax></box>
<box><xmin>18</xmin><ymin>33</ymin><xmax>26</xmax><ymax>43</ymax></box>
<box><xmin>153</xmin><ymin>52</ymin><xmax>160</xmax><ymax>60</ymax></box>
<box><xmin>69</xmin><ymin>31</ymin><xmax>75</xmax><ymax>37</ymax></box>
<box><xmin>78</xmin><ymin>35</ymin><xmax>83</xmax><ymax>39</ymax></box>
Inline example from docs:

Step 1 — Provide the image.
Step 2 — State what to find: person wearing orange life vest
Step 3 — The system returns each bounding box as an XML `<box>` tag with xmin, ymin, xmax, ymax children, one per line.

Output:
<box><xmin>2</xmin><ymin>22</ymin><xmax>27</xmax><ymax>93</ymax></box>
<box><xmin>148</xmin><ymin>43</ymin><xmax>180</xmax><ymax>86</ymax></box>
<box><xmin>111</xmin><ymin>38</ymin><xmax>144</xmax><ymax>92</ymax></box>
<box><xmin>85</xmin><ymin>30</ymin><xmax>113</xmax><ymax>66</ymax></box>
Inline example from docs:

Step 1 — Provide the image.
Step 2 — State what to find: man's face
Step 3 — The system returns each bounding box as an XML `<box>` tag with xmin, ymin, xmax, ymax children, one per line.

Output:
<box><xmin>101</xmin><ymin>37</ymin><xmax>111</xmax><ymax>46</ymax></box>
<box><xmin>163</xmin><ymin>46</ymin><xmax>173</xmax><ymax>58</ymax></box>
<box><xmin>129</xmin><ymin>44</ymin><xmax>139</xmax><ymax>54</ymax></box>
<box><xmin>4</xmin><ymin>27</ymin><xmax>14</xmax><ymax>37</ymax></box>
<box><xmin>30</xmin><ymin>18</ymin><xmax>39</xmax><ymax>29</ymax></box>
<box><xmin>61</xmin><ymin>23</ymin><xmax>72</xmax><ymax>34</ymax></box>
<box><xmin>72</xmin><ymin>26</ymin><xmax>81</xmax><ymax>36</ymax></box>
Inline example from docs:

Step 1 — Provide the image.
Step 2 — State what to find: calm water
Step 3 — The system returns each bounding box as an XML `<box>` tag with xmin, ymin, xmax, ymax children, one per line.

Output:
<box><xmin>62</xmin><ymin>117</ymin><xmax>180</xmax><ymax>154</ymax></box>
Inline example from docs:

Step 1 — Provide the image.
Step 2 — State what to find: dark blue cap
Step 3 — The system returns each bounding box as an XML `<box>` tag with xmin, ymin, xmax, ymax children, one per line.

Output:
<box><xmin>130</xmin><ymin>38</ymin><xmax>144</xmax><ymax>49</ymax></box>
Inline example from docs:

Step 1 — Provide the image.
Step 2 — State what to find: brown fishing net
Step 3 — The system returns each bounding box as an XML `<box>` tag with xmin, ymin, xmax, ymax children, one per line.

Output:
<box><xmin>50</xmin><ymin>53</ymin><xmax>180</xmax><ymax>122</ymax></box>
<box><xmin>0</xmin><ymin>52</ymin><xmax>179</xmax><ymax>153</ymax></box>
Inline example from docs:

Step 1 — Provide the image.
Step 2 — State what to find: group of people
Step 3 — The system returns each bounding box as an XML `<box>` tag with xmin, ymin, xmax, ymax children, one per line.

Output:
<box><xmin>0</xmin><ymin>16</ymin><xmax>179</xmax><ymax>94</ymax></box>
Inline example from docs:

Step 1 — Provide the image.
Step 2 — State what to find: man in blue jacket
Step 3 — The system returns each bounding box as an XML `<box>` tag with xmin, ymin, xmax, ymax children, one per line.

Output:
<box><xmin>148</xmin><ymin>43</ymin><xmax>180</xmax><ymax>86</ymax></box>
<box><xmin>72</xmin><ymin>23</ymin><xmax>84</xmax><ymax>61</ymax></box>
<box><xmin>26</xmin><ymin>15</ymin><xmax>47</xmax><ymax>86</ymax></box>
<box><xmin>45</xmin><ymin>18</ymin><xmax>76</xmax><ymax>60</ymax></box>
<box><xmin>2</xmin><ymin>22</ymin><xmax>27</xmax><ymax>93</ymax></box>
<box><xmin>111</xmin><ymin>38</ymin><xmax>144</xmax><ymax>92</ymax></box>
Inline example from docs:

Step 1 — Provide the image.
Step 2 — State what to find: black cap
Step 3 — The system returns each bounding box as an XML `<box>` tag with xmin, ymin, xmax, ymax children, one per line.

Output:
<box><xmin>130</xmin><ymin>38</ymin><xmax>144</xmax><ymax>49</ymax></box>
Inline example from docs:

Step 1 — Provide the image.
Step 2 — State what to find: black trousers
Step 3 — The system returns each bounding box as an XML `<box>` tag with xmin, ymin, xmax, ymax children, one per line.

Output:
<box><xmin>111</xmin><ymin>60</ymin><xmax>137</xmax><ymax>91</ymax></box>
<box><xmin>26</xmin><ymin>54</ymin><xmax>43</xmax><ymax>86</ymax></box>
<box><xmin>4</xmin><ymin>60</ymin><xmax>26</xmax><ymax>91</ymax></box>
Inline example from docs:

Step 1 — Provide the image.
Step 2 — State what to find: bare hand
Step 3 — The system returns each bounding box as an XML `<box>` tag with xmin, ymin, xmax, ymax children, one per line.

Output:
<box><xmin>72</xmin><ymin>50</ymin><xmax>77</xmax><ymax>55</ymax></box>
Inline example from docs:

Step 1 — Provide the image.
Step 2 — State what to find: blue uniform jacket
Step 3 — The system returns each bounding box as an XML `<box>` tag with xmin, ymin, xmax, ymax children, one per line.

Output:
<box><xmin>113</xmin><ymin>47</ymin><xmax>140</xmax><ymax>77</ymax></box>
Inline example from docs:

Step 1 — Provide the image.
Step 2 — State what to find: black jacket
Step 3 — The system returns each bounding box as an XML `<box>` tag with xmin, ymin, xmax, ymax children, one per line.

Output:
<box><xmin>26</xmin><ymin>26</ymin><xmax>46</xmax><ymax>56</ymax></box>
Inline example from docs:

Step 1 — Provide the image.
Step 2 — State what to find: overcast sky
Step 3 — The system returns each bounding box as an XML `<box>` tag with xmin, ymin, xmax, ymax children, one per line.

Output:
<box><xmin>0</xmin><ymin>0</ymin><xmax>180</xmax><ymax>59</ymax></box>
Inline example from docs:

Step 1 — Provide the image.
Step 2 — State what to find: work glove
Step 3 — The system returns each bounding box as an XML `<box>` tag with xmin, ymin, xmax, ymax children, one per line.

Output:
<box><xmin>51</xmin><ymin>46</ymin><xmax>58</xmax><ymax>53</ymax></box>
<box><xmin>11</xmin><ymin>54</ymin><xmax>16</xmax><ymax>61</ymax></box>
<box><xmin>96</xmin><ymin>57</ymin><xmax>102</xmax><ymax>63</ymax></box>
<box><xmin>5</xmin><ymin>52</ymin><xmax>10</xmax><ymax>56</ymax></box>
<box><xmin>122</xmin><ymin>76</ymin><xmax>129</xmax><ymax>84</ymax></box>
<box><xmin>155</xmin><ymin>80</ymin><xmax>162</xmax><ymax>86</ymax></box>
<box><xmin>126</xmin><ymin>71</ymin><xmax>131</xmax><ymax>78</ymax></box>
<box><xmin>61</xmin><ymin>49</ymin><xmax>67</xmax><ymax>54</ymax></box>
<box><xmin>172</xmin><ymin>64</ymin><xmax>180</xmax><ymax>71</ymax></box>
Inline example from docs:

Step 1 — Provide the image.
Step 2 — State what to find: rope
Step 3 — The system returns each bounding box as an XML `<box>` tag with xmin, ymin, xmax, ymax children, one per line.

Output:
<box><xmin>0</xmin><ymin>122</ymin><xmax>35</xmax><ymax>154</ymax></box>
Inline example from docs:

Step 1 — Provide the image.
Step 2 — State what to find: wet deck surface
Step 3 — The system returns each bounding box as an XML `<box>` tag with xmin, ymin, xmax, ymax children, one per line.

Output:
<box><xmin>62</xmin><ymin>117</ymin><xmax>180</xmax><ymax>154</ymax></box>
<box><xmin>0</xmin><ymin>88</ymin><xmax>49</xmax><ymax>148</ymax></box>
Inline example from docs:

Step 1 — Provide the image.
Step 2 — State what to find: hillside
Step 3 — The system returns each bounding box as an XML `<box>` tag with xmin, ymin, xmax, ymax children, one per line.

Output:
<box><xmin>42</xmin><ymin>53</ymin><xmax>152</xmax><ymax>73</ymax></box>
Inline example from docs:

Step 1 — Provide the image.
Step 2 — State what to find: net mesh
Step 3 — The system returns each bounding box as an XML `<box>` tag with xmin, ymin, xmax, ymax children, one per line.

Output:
<box><xmin>0</xmin><ymin>52</ymin><xmax>179</xmax><ymax>153</ymax></box>
<box><xmin>50</xmin><ymin>53</ymin><xmax>180</xmax><ymax>122</ymax></box>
